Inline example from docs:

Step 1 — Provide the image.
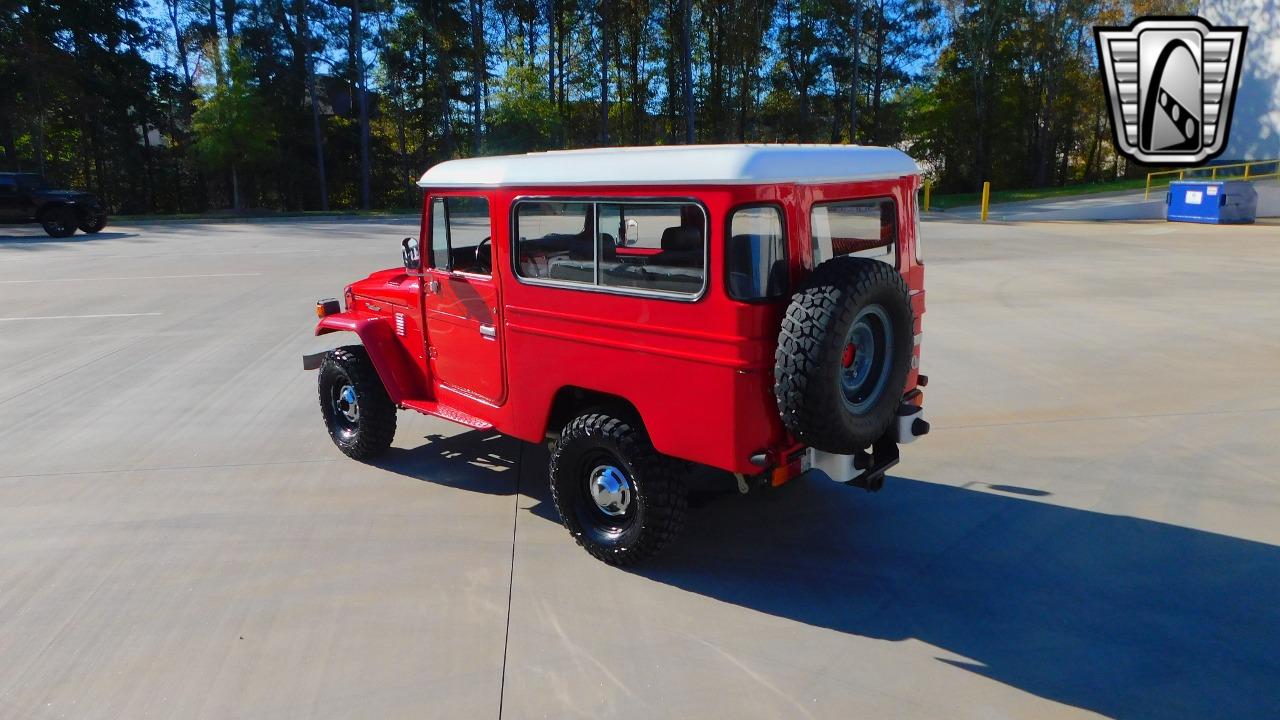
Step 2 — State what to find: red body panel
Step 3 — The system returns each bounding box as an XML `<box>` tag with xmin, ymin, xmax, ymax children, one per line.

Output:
<box><xmin>422</xmin><ymin>268</ymin><xmax>506</xmax><ymax>405</ymax></box>
<box><xmin>329</xmin><ymin>176</ymin><xmax>925</xmax><ymax>475</ymax></box>
<box><xmin>315</xmin><ymin>304</ymin><xmax>427</xmax><ymax>404</ymax></box>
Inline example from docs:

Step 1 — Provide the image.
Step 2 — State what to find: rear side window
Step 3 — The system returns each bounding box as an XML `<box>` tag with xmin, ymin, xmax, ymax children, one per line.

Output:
<box><xmin>727</xmin><ymin>206</ymin><xmax>788</xmax><ymax>300</ymax></box>
<box><xmin>429</xmin><ymin>196</ymin><xmax>492</xmax><ymax>275</ymax></box>
<box><xmin>598</xmin><ymin>202</ymin><xmax>704</xmax><ymax>295</ymax></box>
<box><xmin>811</xmin><ymin>198</ymin><xmax>897</xmax><ymax>266</ymax></box>
<box><xmin>513</xmin><ymin>201</ymin><xmax>596</xmax><ymax>284</ymax></box>
<box><xmin>513</xmin><ymin>199</ymin><xmax>706</xmax><ymax>297</ymax></box>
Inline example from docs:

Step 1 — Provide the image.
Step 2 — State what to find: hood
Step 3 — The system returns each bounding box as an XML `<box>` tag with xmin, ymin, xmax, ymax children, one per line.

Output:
<box><xmin>347</xmin><ymin>267</ymin><xmax>417</xmax><ymax>308</ymax></box>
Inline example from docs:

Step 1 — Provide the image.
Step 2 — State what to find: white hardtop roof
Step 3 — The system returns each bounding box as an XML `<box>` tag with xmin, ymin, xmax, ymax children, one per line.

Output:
<box><xmin>417</xmin><ymin>144</ymin><xmax>919</xmax><ymax>188</ymax></box>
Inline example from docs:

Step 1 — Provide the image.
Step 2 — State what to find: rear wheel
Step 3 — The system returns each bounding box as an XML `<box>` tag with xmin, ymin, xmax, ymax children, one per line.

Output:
<box><xmin>78</xmin><ymin>213</ymin><xmax>107</xmax><ymax>234</ymax></box>
<box><xmin>40</xmin><ymin>207</ymin><xmax>77</xmax><ymax>238</ymax></box>
<box><xmin>549</xmin><ymin>413</ymin><xmax>686</xmax><ymax>566</ymax></box>
<box><xmin>318</xmin><ymin>345</ymin><xmax>396</xmax><ymax>460</ymax></box>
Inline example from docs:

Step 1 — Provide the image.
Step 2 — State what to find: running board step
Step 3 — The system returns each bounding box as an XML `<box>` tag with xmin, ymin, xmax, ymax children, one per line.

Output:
<box><xmin>401</xmin><ymin>399</ymin><xmax>493</xmax><ymax>430</ymax></box>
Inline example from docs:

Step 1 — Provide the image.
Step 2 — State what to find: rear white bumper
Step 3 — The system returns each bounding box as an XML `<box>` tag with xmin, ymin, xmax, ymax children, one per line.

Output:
<box><xmin>893</xmin><ymin>405</ymin><xmax>929</xmax><ymax>445</ymax></box>
<box><xmin>804</xmin><ymin>405</ymin><xmax>927</xmax><ymax>489</ymax></box>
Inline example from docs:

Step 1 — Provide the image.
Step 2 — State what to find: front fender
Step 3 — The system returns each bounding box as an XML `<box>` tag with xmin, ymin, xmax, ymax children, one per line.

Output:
<box><xmin>312</xmin><ymin>312</ymin><xmax>426</xmax><ymax>404</ymax></box>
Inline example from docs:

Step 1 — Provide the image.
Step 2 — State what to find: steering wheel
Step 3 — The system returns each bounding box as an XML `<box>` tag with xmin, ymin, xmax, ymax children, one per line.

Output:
<box><xmin>476</xmin><ymin>236</ymin><xmax>491</xmax><ymax>274</ymax></box>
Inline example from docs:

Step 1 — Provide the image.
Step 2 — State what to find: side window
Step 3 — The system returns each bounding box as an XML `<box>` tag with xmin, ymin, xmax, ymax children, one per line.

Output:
<box><xmin>811</xmin><ymin>198</ymin><xmax>897</xmax><ymax>266</ymax></box>
<box><xmin>513</xmin><ymin>201</ymin><xmax>596</xmax><ymax>284</ymax></box>
<box><xmin>727</xmin><ymin>205</ymin><xmax>787</xmax><ymax>301</ymax></box>
<box><xmin>429</xmin><ymin>196</ymin><xmax>492</xmax><ymax>275</ymax></box>
<box><xmin>513</xmin><ymin>200</ymin><xmax>706</xmax><ymax>297</ymax></box>
<box><xmin>598</xmin><ymin>202</ymin><xmax>705</xmax><ymax>295</ymax></box>
<box><xmin>0</xmin><ymin>177</ymin><xmax>17</xmax><ymax>195</ymax></box>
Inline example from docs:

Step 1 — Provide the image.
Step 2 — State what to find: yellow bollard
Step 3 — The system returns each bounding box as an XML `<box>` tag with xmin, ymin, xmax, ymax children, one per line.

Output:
<box><xmin>1212</xmin><ymin>167</ymin><xmax>1218</xmax><ymax>180</ymax></box>
<box><xmin>1244</xmin><ymin>163</ymin><xmax>1250</xmax><ymax>179</ymax></box>
<box><xmin>924</xmin><ymin>180</ymin><xmax>932</xmax><ymax>212</ymax></box>
<box><xmin>980</xmin><ymin>181</ymin><xmax>991</xmax><ymax>222</ymax></box>
<box><xmin>1145</xmin><ymin>175</ymin><xmax>1152</xmax><ymax>201</ymax></box>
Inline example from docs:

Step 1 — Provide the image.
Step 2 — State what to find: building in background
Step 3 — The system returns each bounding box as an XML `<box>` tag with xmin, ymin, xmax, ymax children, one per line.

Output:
<box><xmin>1200</xmin><ymin>0</ymin><xmax>1280</xmax><ymax>160</ymax></box>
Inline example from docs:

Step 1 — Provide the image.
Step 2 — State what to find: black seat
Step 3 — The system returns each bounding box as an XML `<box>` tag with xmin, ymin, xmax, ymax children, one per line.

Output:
<box><xmin>727</xmin><ymin>233</ymin><xmax>787</xmax><ymax>298</ymax></box>
<box><xmin>658</xmin><ymin>226</ymin><xmax>702</xmax><ymax>268</ymax></box>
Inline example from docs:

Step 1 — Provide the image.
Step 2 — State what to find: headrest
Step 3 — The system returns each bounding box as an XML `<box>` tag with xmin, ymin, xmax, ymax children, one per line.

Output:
<box><xmin>660</xmin><ymin>226</ymin><xmax>702</xmax><ymax>252</ymax></box>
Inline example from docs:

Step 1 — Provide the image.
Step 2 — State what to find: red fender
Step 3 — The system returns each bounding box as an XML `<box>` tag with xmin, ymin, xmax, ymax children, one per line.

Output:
<box><xmin>313</xmin><ymin>312</ymin><xmax>427</xmax><ymax>404</ymax></box>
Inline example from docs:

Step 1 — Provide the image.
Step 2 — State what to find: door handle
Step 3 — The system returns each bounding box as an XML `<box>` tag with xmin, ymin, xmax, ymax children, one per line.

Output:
<box><xmin>428</xmin><ymin>279</ymin><xmax>440</xmax><ymax>293</ymax></box>
<box><xmin>479</xmin><ymin>324</ymin><xmax>496</xmax><ymax>340</ymax></box>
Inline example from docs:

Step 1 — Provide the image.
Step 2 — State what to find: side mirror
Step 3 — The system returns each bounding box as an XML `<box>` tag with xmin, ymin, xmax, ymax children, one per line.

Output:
<box><xmin>402</xmin><ymin>237</ymin><xmax>420</xmax><ymax>270</ymax></box>
<box><xmin>624</xmin><ymin>218</ymin><xmax>639</xmax><ymax>246</ymax></box>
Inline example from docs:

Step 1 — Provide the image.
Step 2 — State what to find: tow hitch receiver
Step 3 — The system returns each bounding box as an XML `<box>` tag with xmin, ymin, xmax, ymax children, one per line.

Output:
<box><xmin>848</xmin><ymin>437</ymin><xmax>899</xmax><ymax>491</ymax></box>
<box><xmin>807</xmin><ymin>436</ymin><xmax>900</xmax><ymax>492</ymax></box>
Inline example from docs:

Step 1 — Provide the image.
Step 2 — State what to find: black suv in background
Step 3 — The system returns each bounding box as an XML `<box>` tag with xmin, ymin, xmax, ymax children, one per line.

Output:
<box><xmin>0</xmin><ymin>173</ymin><xmax>107</xmax><ymax>237</ymax></box>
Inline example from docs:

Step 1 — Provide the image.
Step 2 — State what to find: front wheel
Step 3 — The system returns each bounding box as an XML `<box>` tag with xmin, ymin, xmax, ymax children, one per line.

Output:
<box><xmin>549</xmin><ymin>413</ymin><xmax>687</xmax><ymax>566</ymax></box>
<box><xmin>318</xmin><ymin>345</ymin><xmax>396</xmax><ymax>460</ymax></box>
<box><xmin>40</xmin><ymin>207</ymin><xmax>77</xmax><ymax>238</ymax></box>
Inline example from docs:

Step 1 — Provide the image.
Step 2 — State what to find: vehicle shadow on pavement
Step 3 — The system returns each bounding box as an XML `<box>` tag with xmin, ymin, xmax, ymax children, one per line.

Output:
<box><xmin>0</xmin><ymin>231</ymin><xmax>139</xmax><ymax>245</ymax></box>
<box><xmin>374</xmin><ymin>431</ymin><xmax>560</xmax><ymax>522</ymax></box>
<box><xmin>638</xmin><ymin>475</ymin><xmax>1280</xmax><ymax>719</ymax></box>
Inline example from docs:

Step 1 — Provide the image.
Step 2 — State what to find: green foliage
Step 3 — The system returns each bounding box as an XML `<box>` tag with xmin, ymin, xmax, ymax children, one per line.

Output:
<box><xmin>485</xmin><ymin>62</ymin><xmax>562</xmax><ymax>153</ymax></box>
<box><xmin>903</xmin><ymin>0</ymin><xmax>1132</xmax><ymax>192</ymax></box>
<box><xmin>1</xmin><ymin>0</ymin><xmax>1155</xmax><ymax>213</ymax></box>
<box><xmin>192</xmin><ymin>44</ymin><xmax>275</xmax><ymax>176</ymax></box>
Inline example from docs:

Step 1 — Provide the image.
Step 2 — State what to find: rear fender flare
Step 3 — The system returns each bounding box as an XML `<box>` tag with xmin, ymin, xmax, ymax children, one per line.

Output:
<box><xmin>312</xmin><ymin>312</ymin><xmax>426</xmax><ymax>403</ymax></box>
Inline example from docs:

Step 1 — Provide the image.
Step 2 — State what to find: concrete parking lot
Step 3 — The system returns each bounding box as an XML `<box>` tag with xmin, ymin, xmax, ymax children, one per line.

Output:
<box><xmin>2</xmin><ymin>217</ymin><xmax>1278</xmax><ymax>719</ymax></box>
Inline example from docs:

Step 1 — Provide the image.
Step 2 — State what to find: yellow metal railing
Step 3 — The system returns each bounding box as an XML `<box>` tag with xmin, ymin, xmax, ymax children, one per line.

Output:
<box><xmin>1145</xmin><ymin>159</ymin><xmax>1280</xmax><ymax>200</ymax></box>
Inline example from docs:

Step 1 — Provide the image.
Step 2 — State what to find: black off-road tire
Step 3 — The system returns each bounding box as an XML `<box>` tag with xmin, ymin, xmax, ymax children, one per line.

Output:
<box><xmin>549</xmin><ymin>413</ymin><xmax>687</xmax><ymax>566</ymax></box>
<box><xmin>775</xmin><ymin>256</ymin><xmax>913</xmax><ymax>453</ymax></box>
<box><xmin>40</xmin><ymin>206</ymin><xmax>78</xmax><ymax>238</ymax></box>
<box><xmin>318</xmin><ymin>345</ymin><xmax>396</xmax><ymax>460</ymax></box>
<box><xmin>78</xmin><ymin>213</ymin><xmax>108</xmax><ymax>234</ymax></box>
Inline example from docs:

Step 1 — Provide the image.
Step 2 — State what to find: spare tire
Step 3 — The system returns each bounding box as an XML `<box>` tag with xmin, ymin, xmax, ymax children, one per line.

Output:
<box><xmin>775</xmin><ymin>257</ymin><xmax>913</xmax><ymax>453</ymax></box>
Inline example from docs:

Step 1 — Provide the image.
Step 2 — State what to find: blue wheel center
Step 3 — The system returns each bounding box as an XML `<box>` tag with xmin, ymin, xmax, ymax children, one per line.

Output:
<box><xmin>839</xmin><ymin>305</ymin><xmax>894</xmax><ymax>414</ymax></box>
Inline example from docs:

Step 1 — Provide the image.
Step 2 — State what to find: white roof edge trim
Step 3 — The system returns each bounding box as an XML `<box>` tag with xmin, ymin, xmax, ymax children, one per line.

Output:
<box><xmin>416</xmin><ymin>144</ymin><xmax>920</xmax><ymax>189</ymax></box>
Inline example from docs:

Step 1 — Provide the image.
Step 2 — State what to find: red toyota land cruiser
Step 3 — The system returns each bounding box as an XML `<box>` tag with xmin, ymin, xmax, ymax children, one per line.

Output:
<box><xmin>304</xmin><ymin>145</ymin><xmax>928</xmax><ymax>565</ymax></box>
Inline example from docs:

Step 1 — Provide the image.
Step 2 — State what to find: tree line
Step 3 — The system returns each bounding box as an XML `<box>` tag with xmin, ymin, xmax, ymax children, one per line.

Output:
<box><xmin>0</xmin><ymin>0</ymin><xmax>1190</xmax><ymax>213</ymax></box>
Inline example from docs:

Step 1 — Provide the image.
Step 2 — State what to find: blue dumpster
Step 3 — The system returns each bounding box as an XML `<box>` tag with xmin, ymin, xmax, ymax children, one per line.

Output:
<box><xmin>1166</xmin><ymin>180</ymin><xmax>1258</xmax><ymax>224</ymax></box>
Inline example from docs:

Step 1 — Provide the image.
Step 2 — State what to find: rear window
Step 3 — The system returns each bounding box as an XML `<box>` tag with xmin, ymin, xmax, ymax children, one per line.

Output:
<box><xmin>727</xmin><ymin>205</ymin><xmax>788</xmax><ymax>300</ymax></box>
<box><xmin>811</xmin><ymin>198</ymin><xmax>897</xmax><ymax>266</ymax></box>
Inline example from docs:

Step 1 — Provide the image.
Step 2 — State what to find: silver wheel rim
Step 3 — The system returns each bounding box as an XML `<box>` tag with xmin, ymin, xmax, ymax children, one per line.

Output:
<box><xmin>336</xmin><ymin>384</ymin><xmax>359</xmax><ymax>423</ymax></box>
<box><xmin>588</xmin><ymin>464</ymin><xmax>632</xmax><ymax>517</ymax></box>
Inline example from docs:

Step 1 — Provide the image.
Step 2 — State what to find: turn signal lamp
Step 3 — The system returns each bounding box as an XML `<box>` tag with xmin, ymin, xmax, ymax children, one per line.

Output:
<box><xmin>316</xmin><ymin>298</ymin><xmax>341</xmax><ymax>318</ymax></box>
